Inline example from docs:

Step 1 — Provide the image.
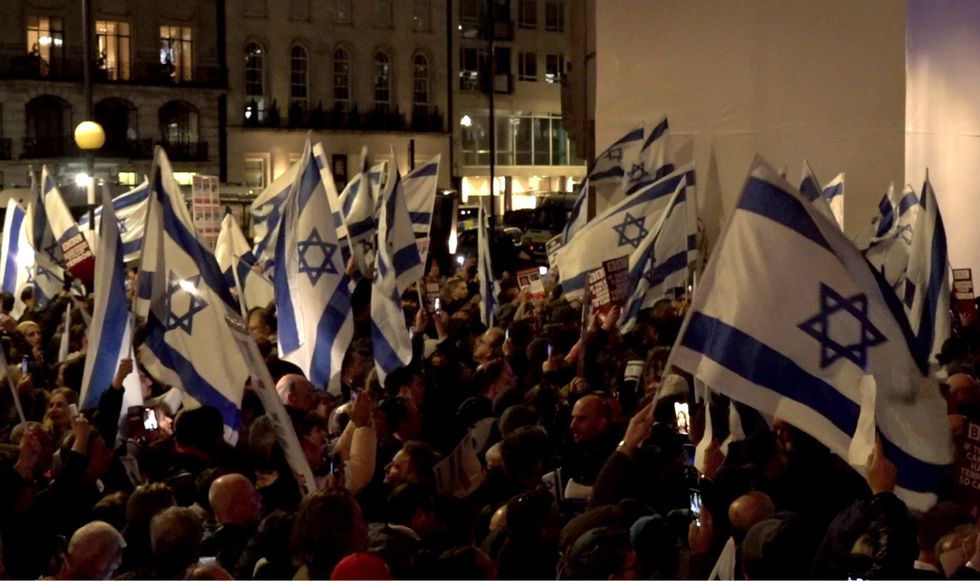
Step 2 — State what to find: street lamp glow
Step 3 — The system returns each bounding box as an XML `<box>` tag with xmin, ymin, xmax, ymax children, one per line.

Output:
<box><xmin>75</xmin><ymin>173</ymin><xmax>91</xmax><ymax>188</ymax></box>
<box><xmin>74</xmin><ymin>121</ymin><xmax>105</xmax><ymax>150</ymax></box>
<box><xmin>539</xmin><ymin>266</ymin><xmax>548</xmax><ymax>276</ymax></box>
<box><xmin>459</xmin><ymin>114</ymin><xmax>472</xmax><ymax>128</ymax></box>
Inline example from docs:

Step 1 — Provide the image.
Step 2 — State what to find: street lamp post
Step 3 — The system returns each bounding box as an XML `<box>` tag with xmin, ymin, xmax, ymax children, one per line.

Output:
<box><xmin>76</xmin><ymin>0</ymin><xmax>102</xmax><ymax>228</ymax></box>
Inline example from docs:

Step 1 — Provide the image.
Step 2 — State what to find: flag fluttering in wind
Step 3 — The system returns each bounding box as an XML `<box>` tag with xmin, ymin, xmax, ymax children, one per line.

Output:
<box><xmin>216</xmin><ymin>212</ymin><xmax>274</xmax><ymax>314</ymax></box>
<box><xmin>274</xmin><ymin>139</ymin><xmax>354</xmax><ymax>393</ymax></box>
<box><xmin>137</xmin><ymin>147</ymin><xmax>248</xmax><ymax>441</ymax></box>
<box><xmin>669</xmin><ymin>157</ymin><xmax>950</xmax><ymax>510</ymax></box>
<box><xmin>78</xmin><ymin>178</ymin><xmax>151</xmax><ymax>262</ymax></box>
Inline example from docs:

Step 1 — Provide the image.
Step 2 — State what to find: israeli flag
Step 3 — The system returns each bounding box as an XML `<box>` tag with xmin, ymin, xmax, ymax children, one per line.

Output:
<box><xmin>477</xmin><ymin>204</ymin><xmax>498</xmax><ymax>326</ymax></box>
<box><xmin>78</xmin><ymin>179</ymin><xmax>151</xmax><ymax>262</ymax></box>
<box><xmin>618</xmin><ymin>175</ymin><xmax>693</xmax><ymax>334</ymax></box>
<box><xmin>823</xmin><ymin>172</ymin><xmax>845</xmax><ymax>229</ymax></box>
<box><xmin>251</xmin><ymin>160</ymin><xmax>300</xmax><ymax>268</ymax></box>
<box><xmin>79</xmin><ymin>186</ymin><xmax>130</xmax><ymax>410</ymax></box>
<box><xmin>589</xmin><ymin>124</ymin><xmax>644</xmax><ymax>186</ymax></box>
<box><xmin>25</xmin><ymin>168</ymin><xmax>60</xmax><ymax>264</ymax></box>
<box><xmin>137</xmin><ymin>147</ymin><xmax>247</xmax><ymax>440</ymax></box>
<box><xmin>370</xmin><ymin>152</ymin><xmax>423</xmax><ymax>382</ymax></box>
<box><xmin>216</xmin><ymin>212</ymin><xmax>274</xmax><ymax>314</ymax></box>
<box><xmin>312</xmin><ymin>143</ymin><xmax>349</xmax><ymax>244</ymax></box>
<box><xmin>40</xmin><ymin>166</ymin><xmax>87</xmax><ymax>257</ymax></box>
<box><xmin>274</xmin><ymin>139</ymin><xmax>354</xmax><ymax>393</ymax></box>
<box><xmin>555</xmin><ymin>164</ymin><xmax>696</xmax><ymax>299</ymax></box>
<box><xmin>344</xmin><ymin>147</ymin><xmax>379</xmax><ymax>275</ymax></box>
<box><xmin>669</xmin><ymin>157</ymin><xmax>950</xmax><ymax>510</ymax></box>
<box><xmin>863</xmin><ymin>184</ymin><xmax>919</xmax><ymax>291</ymax></box>
<box><xmin>1</xmin><ymin>200</ymin><xmax>35</xmax><ymax>319</ymax></box>
<box><xmin>799</xmin><ymin>160</ymin><xmax>838</xmax><ymax>225</ymax></box>
<box><xmin>338</xmin><ymin>160</ymin><xmax>387</xmax><ymax>222</ymax></box>
<box><xmin>617</xmin><ymin>116</ymin><xmax>677</xmax><ymax>197</ymax></box>
<box><xmin>404</xmin><ymin>154</ymin><xmax>441</xmax><ymax>228</ymax></box>
<box><xmin>903</xmin><ymin>173</ymin><xmax>951</xmax><ymax>370</ymax></box>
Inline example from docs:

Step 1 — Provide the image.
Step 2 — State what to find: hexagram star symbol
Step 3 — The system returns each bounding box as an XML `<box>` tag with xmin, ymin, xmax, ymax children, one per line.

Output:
<box><xmin>24</xmin><ymin>265</ymin><xmax>35</xmax><ymax>286</ymax></box>
<box><xmin>798</xmin><ymin>283</ymin><xmax>886</xmax><ymax>370</ymax></box>
<box><xmin>628</xmin><ymin>162</ymin><xmax>649</xmax><ymax>183</ymax></box>
<box><xmin>35</xmin><ymin>263</ymin><xmax>57</xmax><ymax>283</ymax></box>
<box><xmin>163</xmin><ymin>272</ymin><xmax>208</xmax><ymax>334</ymax></box>
<box><xmin>896</xmin><ymin>223</ymin><xmax>913</xmax><ymax>245</ymax></box>
<box><xmin>612</xmin><ymin>212</ymin><xmax>648</xmax><ymax>249</ymax></box>
<box><xmin>297</xmin><ymin>228</ymin><xmax>338</xmax><ymax>286</ymax></box>
<box><xmin>116</xmin><ymin>217</ymin><xmax>129</xmax><ymax>234</ymax></box>
<box><xmin>604</xmin><ymin>147</ymin><xmax>623</xmax><ymax>163</ymax></box>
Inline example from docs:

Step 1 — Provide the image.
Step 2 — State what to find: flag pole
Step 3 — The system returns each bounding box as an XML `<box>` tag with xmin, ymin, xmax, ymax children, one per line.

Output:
<box><xmin>1</xmin><ymin>350</ymin><xmax>27</xmax><ymax>425</ymax></box>
<box><xmin>229</xmin><ymin>254</ymin><xmax>249</xmax><ymax>319</ymax></box>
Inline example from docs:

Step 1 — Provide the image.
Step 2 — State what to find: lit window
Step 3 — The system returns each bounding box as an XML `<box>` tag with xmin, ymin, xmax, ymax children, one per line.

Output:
<box><xmin>244</xmin><ymin>156</ymin><xmax>267</xmax><ymax>188</ymax></box>
<box><xmin>26</xmin><ymin>15</ymin><xmax>64</xmax><ymax>78</ymax></box>
<box><xmin>118</xmin><ymin>171</ymin><xmax>137</xmax><ymax>186</ymax></box>
<box><xmin>244</xmin><ymin>41</ymin><xmax>266</xmax><ymax>121</ymax></box>
<box><xmin>96</xmin><ymin>20</ymin><xmax>130</xmax><ymax>80</ymax></box>
<box><xmin>160</xmin><ymin>25</ymin><xmax>193</xmax><ymax>82</ymax></box>
<box><xmin>172</xmin><ymin>172</ymin><xmax>197</xmax><ymax>186</ymax></box>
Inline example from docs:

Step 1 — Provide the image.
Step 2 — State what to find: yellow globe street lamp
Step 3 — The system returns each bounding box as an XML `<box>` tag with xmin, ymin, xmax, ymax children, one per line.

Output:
<box><xmin>74</xmin><ymin>120</ymin><xmax>104</xmax><ymax>228</ymax></box>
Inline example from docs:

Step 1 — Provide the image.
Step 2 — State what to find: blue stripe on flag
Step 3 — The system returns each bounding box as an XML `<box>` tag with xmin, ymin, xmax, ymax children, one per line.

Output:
<box><xmin>681</xmin><ymin>312</ymin><xmax>859</xmax><ymax>437</ymax></box>
<box><xmin>407</xmin><ymin>162</ymin><xmax>438</xmax><ymax>178</ymax></box>
<box><xmin>144</xmin><ymin>315</ymin><xmax>241</xmax><ymax>428</ymax></box>
<box><xmin>82</xmin><ymin>262</ymin><xmax>129</xmax><ymax>410</ymax></box>
<box><xmin>875</xmin><ymin>195</ymin><xmax>894</xmax><ymax>237</ymax></box>
<box><xmin>648</xmin><ymin>251</ymin><xmax>688</xmax><ymax>288</ymax></box>
<box><xmin>916</xmin><ymin>187</ymin><xmax>948</xmax><ymax>368</ymax></box>
<box><xmin>309</xmin><ymin>282</ymin><xmax>352</xmax><ymax>388</ymax></box>
<box><xmin>392</xmin><ymin>245</ymin><xmax>422</xmax><ymax>275</ymax></box>
<box><xmin>273</xmin><ymin>220</ymin><xmax>300</xmax><ymax>353</ymax></box>
<box><xmin>878</xmin><ymin>432</ymin><xmax>948</xmax><ymax>494</ymax></box>
<box><xmin>589</xmin><ymin>167</ymin><xmax>626</xmax><ymax>182</ymax></box>
<box><xmin>738</xmin><ymin>178</ymin><xmax>832</xmax><ymax>252</ymax></box>
<box><xmin>347</xmin><ymin>218</ymin><xmax>374</xmax><ymax>238</ymax></box>
<box><xmin>409</xmin><ymin>212</ymin><xmax>430</xmax><ymax>226</ymax></box>
<box><xmin>3</xmin><ymin>208</ymin><xmax>23</xmax><ymax>293</ymax></box>
<box><xmin>643</xmin><ymin>118</ymin><xmax>669</xmax><ymax>150</ymax></box>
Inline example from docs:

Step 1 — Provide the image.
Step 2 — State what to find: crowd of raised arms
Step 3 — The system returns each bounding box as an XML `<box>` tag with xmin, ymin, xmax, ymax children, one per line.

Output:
<box><xmin>1</xmin><ymin>254</ymin><xmax>980</xmax><ymax>581</ymax></box>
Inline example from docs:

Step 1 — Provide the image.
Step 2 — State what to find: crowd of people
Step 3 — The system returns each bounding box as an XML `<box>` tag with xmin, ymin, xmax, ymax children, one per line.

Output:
<box><xmin>1</xmin><ymin>254</ymin><xmax>980</xmax><ymax>580</ymax></box>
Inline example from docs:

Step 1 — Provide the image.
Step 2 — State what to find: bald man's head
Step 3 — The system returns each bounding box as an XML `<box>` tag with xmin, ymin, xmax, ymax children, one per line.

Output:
<box><xmin>66</xmin><ymin>520</ymin><xmax>126</xmax><ymax>580</ymax></box>
<box><xmin>276</xmin><ymin>374</ymin><xmax>316</xmax><ymax>411</ymax></box>
<box><xmin>209</xmin><ymin>473</ymin><xmax>263</xmax><ymax>527</ymax></box>
<box><xmin>729</xmin><ymin>491</ymin><xmax>776</xmax><ymax>540</ymax></box>
<box><xmin>569</xmin><ymin>395</ymin><xmax>612</xmax><ymax>443</ymax></box>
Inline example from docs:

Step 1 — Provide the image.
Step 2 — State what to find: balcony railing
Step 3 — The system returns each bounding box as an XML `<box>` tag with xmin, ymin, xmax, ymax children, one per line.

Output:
<box><xmin>0</xmin><ymin>52</ymin><xmax>225</xmax><ymax>87</ymax></box>
<box><xmin>159</xmin><ymin>140</ymin><xmax>208</xmax><ymax>162</ymax></box>
<box><xmin>247</xmin><ymin>102</ymin><xmax>445</xmax><ymax>133</ymax></box>
<box><xmin>97</xmin><ymin>138</ymin><xmax>153</xmax><ymax>159</ymax></box>
<box><xmin>21</xmin><ymin>136</ymin><xmax>76</xmax><ymax>158</ymax></box>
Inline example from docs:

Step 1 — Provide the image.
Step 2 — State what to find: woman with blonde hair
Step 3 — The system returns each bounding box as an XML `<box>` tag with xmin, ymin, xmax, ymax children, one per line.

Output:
<box><xmin>43</xmin><ymin>386</ymin><xmax>78</xmax><ymax>444</ymax></box>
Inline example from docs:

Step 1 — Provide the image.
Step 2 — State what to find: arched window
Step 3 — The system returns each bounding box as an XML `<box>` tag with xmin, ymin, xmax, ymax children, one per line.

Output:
<box><xmin>95</xmin><ymin>98</ymin><xmax>138</xmax><ymax>155</ymax></box>
<box><xmin>373</xmin><ymin>51</ymin><xmax>391</xmax><ymax>112</ymax></box>
<box><xmin>413</xmin><ymin>53</ymin><xmax>430</xmax><ymax>115</ymax></box>
<box><xmin>245</xmin><ymin>41</ymin><xmax>266</xmax><ymax>121</ymax></box>
<box><xmin>25</xmin><ymin>95</ymin><xmax>71</xmax><ymax>157</ymax></box>
<box><xmin>290</xmin><ymin>45</ymin><xmax>309</xmax><ymax>105</ymax></box>
<box><xmin>333</xmin><ymin>47</ymin><xmax>351</xmax><ymax>111</ymax></box>
<box><xmin>159</xmin><ymin>100</ymin><xmax>199</xmax><ymax>144</ymax></box>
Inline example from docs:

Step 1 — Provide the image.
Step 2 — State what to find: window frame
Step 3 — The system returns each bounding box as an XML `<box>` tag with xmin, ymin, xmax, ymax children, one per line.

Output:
<box><xmin>373</xmin><ymin>50</ymin><xmax>392</xmax><ymax>111</ymax></box>
<box><xmin>518</xmin><ymin>51</ymin><xmax>537</xmax><ymax>82</ymax></box>
<box><xmin>333</xmin><ymin>47</ymin><xmax>352</xmax><ymax>111</ymax></box>
<box><xmin>290</xmin><ymin>44</ymin><xmax>309</xmax><ymax>105</ymax></box>
<box><xmin>95</xmin><ymin>20</ymin><xmax>131</xmax><ymax>80</ymax></box>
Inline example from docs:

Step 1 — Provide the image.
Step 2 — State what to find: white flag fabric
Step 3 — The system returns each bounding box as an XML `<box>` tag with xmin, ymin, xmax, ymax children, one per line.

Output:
<box><xmin>250</xmin><ymin>160</ymin><xmax>300</xmax><ymax>268</ymax></box>
<box><xmin>24</xmin><ymin>171</ymin><xmax>67</xmax><ymax>305</ymax></box>
<box><xmin>137</xmin><ymin>147</ymin><xmax>248</xmax><ymax>440</ymax></box>
<box><xmin>618</xmin><ymin>175</ymin><xmax>693</xmax><ymax>334</ymax></box>
<box><xmin>312</xmin><ymin>143</ymin><xmax>349</xmax><ymax>244</ymax></box>
<box><xmin>863</xmin><ymin>184</ymin><xmax>919</xmax><ymax>292</ymax></box>
<box><xmin>370</xmin><ymin>153</ymin><xmax>423</xmax><ymax>382</ymax></box>
<box><xmin>477</xmin><ymin>205</ymin><xmax>498</xmax><ymax>326</ymax></box>
<box><xmin>57</xmin><ymin>302</ymin><xmax>71</xmax><ymax>363</ymax></box>
<box><xmin>403</xmin><ymin>155</ymin><xmax>441</xmax><ymax>265</ymax></box>
<box><xmin>669</xmin><ymin>157</ymin><xmax>950</xmax><ymax>510</ymax></box>
<box><xmin>902</xmin><ymin>174</ymin><xmax>952</xmax><ymax>371</ymax></box>
<box><xmin>274</xmin><ymin>139</ymin><xmax>354</xmax><ymax>393</ymax></box>
<box><xmin>78</xmin><ymin>179</ymin><xmax>151</xmax><ymax>262</ymax></box>
<box><xmin>798</xmin><ymin>160</ymin><xmax>838</xmax><ymax>225</ymax></box>
<box><xmin>344</xmin><ymin>148</ymin><xmax>381</xmax><ymax>275</ymax></box>
<box><xmin>556</xmin><ymin>165</ymin><xmax>696</xmax><ymax>299</ymax></box>
<box><xmin>79</xmin><ymin>186</ymin><xmax>130</xmax><ymax>411</ymax></box>
<box><xmin>216</xmin><ymin>213</ymin><xmax>274</xmax><ymax>313</ymax></box>
<box><xmin>823</xmin><ymin>172</ymin><xmax>845</xmax><ymax>229</ymax></box>
<box><xmin>617</xmin><ymin>116</ymin><xmax>677</xmax><ymax>197</ymax></box>
<box><xmin>1</xmin><ymin>200</ymin><xmax>34</xmax><ymax>319</ymax></box>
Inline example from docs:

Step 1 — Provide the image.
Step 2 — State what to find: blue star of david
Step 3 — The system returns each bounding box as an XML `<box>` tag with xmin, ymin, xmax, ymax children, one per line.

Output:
<box><xmin>896</xmin><ymin>223</ymin><xmax>912</xmax><ymax>245</ymax></box>
<box><xmin>297</xmin><ymin>229</ymin><xmax>338</xmax><ymax>286</ymax></box>
<box><xmin>604</xmin><ymin>147</ymin><xmax>623</xmax><ymax>163</ymax></box>
<box><xmin>628</xmin><ymin>162</ymin><xmax>649</xmax><ymax>183</ymax></box>
<box><xmin>903</xmin><ymin>279</ymin><xmax>916</xmax><ymax>310</ymax></box>
<box><xmin>163</xmin><ymin>272</ymin><xmax>208</xmax><ymax>334</ymax></box>
<box><xmin>798</xmin><ymin>283</ymin><xmax>886</xmax><ymax>370</ymax></box>
<box><xmin>612</xmin><ymin>212</ymin><xmax>648</xmax><ymax>249</ymax></box>
<box><xmin>116</xmin><ymin>217</ymin><xmax>128</xmax><ymax>234</ymax></box>
<box><xmin>359</xmin><ymin>238</ymin><xmax>376</xmax><ymax>255</ymax></box>
<box><xmin>35</xmin><ymin>263</ymin><xmax>57</xmax><ymax>283</ymax></box>
<box><xmin>42</xmin><ymin>241</ymin><xmax>59</xmax><ymax>258</ymax></box>
<box><xmin>24</xmin><ymin>265</ymin><xmax>35</xmax><ymax>286</ymax></box>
